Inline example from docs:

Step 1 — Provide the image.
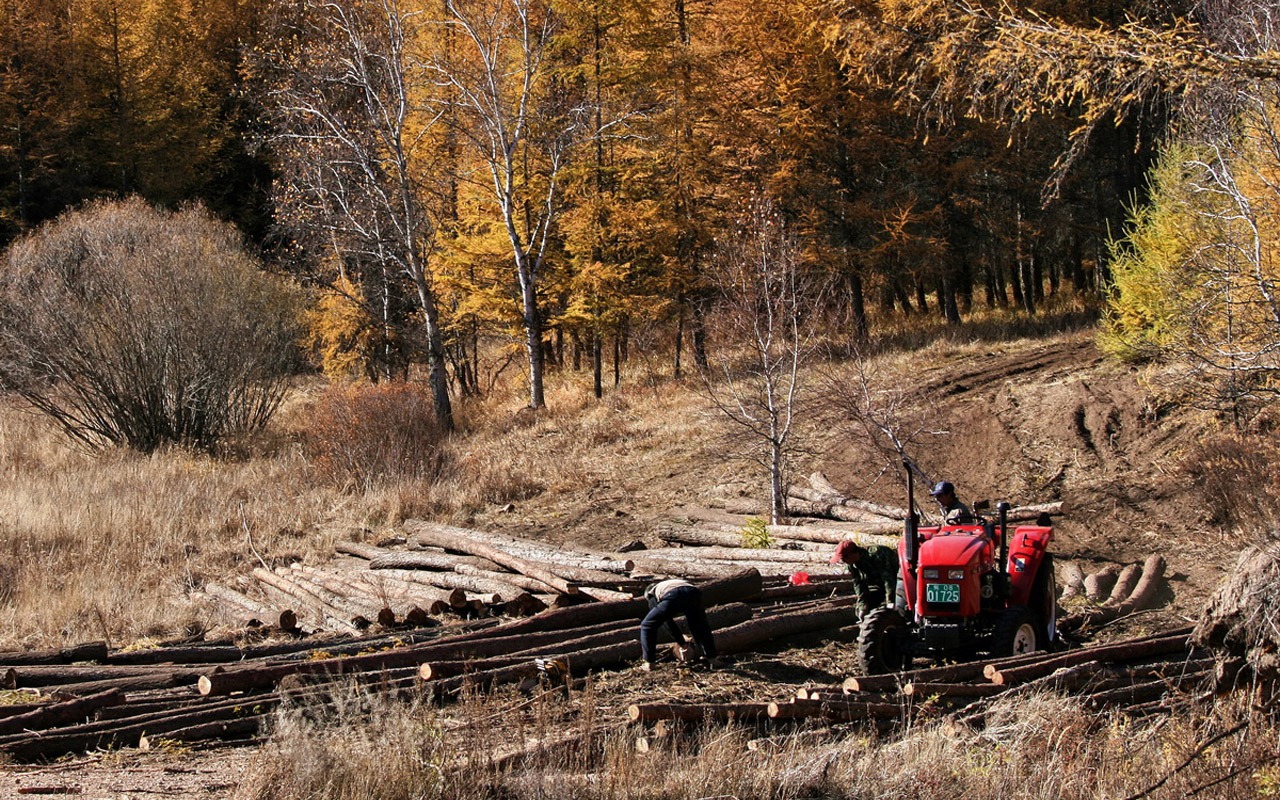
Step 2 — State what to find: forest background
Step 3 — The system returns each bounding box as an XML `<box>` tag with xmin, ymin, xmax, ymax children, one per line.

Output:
<box><xmin>0</xmin><ymin>0</ymin><xmax>1163</xmax><ymax>415</ymax></box>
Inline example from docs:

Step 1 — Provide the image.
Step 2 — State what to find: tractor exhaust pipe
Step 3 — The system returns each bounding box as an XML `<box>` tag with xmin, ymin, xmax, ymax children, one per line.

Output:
<box><xmin>997</xmin><ymin>500</ymin><xmax>1011</xmax><ymax>584</ymax></box>
<box><xmin>904</xmin><ymin>460</ymin><xmax>919</xmax><ymax>573</ymax></box>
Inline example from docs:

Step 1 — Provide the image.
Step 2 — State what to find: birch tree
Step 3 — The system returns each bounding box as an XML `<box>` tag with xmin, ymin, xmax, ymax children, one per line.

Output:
<box><xmin>703</xmin><ymin>198</ymin><xmax>826</xmax><ymax>524</ymax></box>
<box><xmin>261</xmin><ymin>0</ymin><xmax>455</xmax><ymax>428</ymax></box>
<box><xmin>426</xmin><ymin>0</ymin><xmax>593</xmax><ymax>409</ymax></box>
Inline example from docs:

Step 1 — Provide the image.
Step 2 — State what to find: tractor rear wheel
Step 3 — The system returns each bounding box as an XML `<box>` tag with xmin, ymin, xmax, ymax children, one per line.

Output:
<box><xmin>1031</xmin><ymin>553</ymin><xmax>1058</xmax><ymax>649</ymax></box>
<box><xmin>857</xmin><ymin>607</ymin><xmax>909</xmax><ymax>674</ymax></box>
<box><xmin>993</xmin><ymin>607</ymin><xmax>1038</xmax><ymax>657</ymax></box>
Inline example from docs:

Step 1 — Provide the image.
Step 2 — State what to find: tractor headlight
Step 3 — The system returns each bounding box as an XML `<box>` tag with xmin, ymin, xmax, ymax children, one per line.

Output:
<box><xmin>948</xmin><ymin>569</ymin><xmax>965</xmax><ymax>580</ymax></box>
<box><xmin>923</xmin><ymin>569</ymin><xmax>939</xmax><ymax>579</ymax></box>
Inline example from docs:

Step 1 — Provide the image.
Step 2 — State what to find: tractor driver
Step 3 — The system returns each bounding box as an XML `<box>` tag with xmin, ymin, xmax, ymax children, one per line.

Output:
<box><xmin>831</xmin><ymin>540</ymin><xmax>899</xmax><ymax>619</ymax></box>
<box><xmin>930</xmin><ymin>480</ymin><xmax>975</xmax><ymax>525</ymax></box>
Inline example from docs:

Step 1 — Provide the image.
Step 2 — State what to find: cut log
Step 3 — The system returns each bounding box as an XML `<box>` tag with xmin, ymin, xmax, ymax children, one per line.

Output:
<box><xmin>0</xmin><ymin>641</ymin><xmax>108</xmax><ymax>668</ymax></box>
<box><xmin>842</xmin><ymin>674</ymin><xmax>904</xmax><ymax>694</ymax></box>
<box><xmin>987</xmin><ymin>633</ymin><xmax>1193</xmax><ymax>686</ymax></box>
<box><xmin>901</xmin><ymin>682</ymin><xmax>1006</xmax><ymax>699</ymax></box>
<box><xmin>1084</xmin><ymin>673</ymin><xmax>1212</xmax><ymax>708</ymax></box>
<box><xmin>203</xmin><ymin>582</ymin><xmax>298</xmax><ymax>632</ymax></box>
<box><xmin>339</xmin><ymin>541</ymin><xmax>503</xmax><ymax>572</ymax></box>
<box><xmin>808</xmin><ymin>472</ymin><xmax>911</xmax><ymax>519</ymax></box>
<box><xmin>417</xmin><ymin>604</ymin><xmax>756</xmax><ymax>681</ymax></box>
<box><xmin>352</xmin><ymin>571</ymin><xmax>466</xmax><ymax>610</ymax></box>
<box><xmin>629</xmin><ymin>546</ymin><xmax>829</xmax><ymax>565</ymax></box>
<box><xmin>0</xmin><ymin>693</ymin><xmax>278</xmax><ymax>761</ymax></box>
<box><xmin>459</xmin><ymin>569</ymin><xmax>763</xmax><ymax>640</ymax></box>
<box><xmin>783</xmin><ymin>499</ymin><xmax>906</xmax><ymax>527</ymax></box>
<box><xmin>251</xmin><ymin>569</ymin><xmax>363</xmax><ymax>633</ymax></box>
<box><xmin>0</xmin><ymin>689</ymin><xmax>123</xmax><ymax>736</ymax></box>
<box><xmin>404</xmin><ymin>521</ymin><xmax>630</xmax><ymax>574</ymax></box>
<box><xmin>714</xmin><ymin>601</ymin><xmax>854</xmax><ymax>654</ymax></box>
<box><xmin>629</xmin><ymin>555</ymin><xmax>843</xmax><ymax>579</ymax></box>
<box><xmin>288</xmin><ymin>566</ymin><xmax>393</xmax><ymax>626</ymax></box>
<box><xmin>1058</xmin><ymin>561</ymin><xmax>1086</xmax><ymax>604</ymax></box>
<box><xmin>759</xmin><ymin>581</ymin><xmax>859</xmax><ymax>601</ymax></box>
<box><xmin>1083</xmin><ymin>566</ymin><xmax>1119</xmax><ymax>603</ymax></box>
<box><xmin>4</xmin><ymin>664</ymin><xmax>203</xmax><ymax>689</ymax></box>
<box><xmin>453</xmin><ymin>564</ymin><xmax>558</xmax><ymax>594</ymax></box>
<box><xmin>1059</xmin><ymin>555</ymin><xmax>1167</xmax><ymax>633</ymax></box>
<box><xmin>1105</xmin><ymin>563</ymin><xmax>1142</xmax><ymax>606</ymax></box>
<box><xmin>577</xmin><ymin>586</ymin><xmax>636</xmax><ymax>603</ymax></box>
<box><xmin>402</xmin><ymin>523</ymin><xmax>580</xmax><ymax>594</ymax></box>
<box><xmin>1119</xmin><ymin>555</ymin><xmax>1167</xmax><ymax>615</ymax></box>
<box><xmin>627</xmin><ymin>703</ymin><xmax>770</xmax><ymax>723</ymax></box>
<box><xmin>708</xmin><ymin>523</ymin><xmax>900</xmax><ymax>548</ymax></box>
<box><xmin>295</xmin><ymin>567</ymin><xmax>431</xmax><ymax>627</ymax></box>
<box><xmin>766</xmin><ymin>698</ymin><xmax>901</xmax><ymax>721</ymax></box>
<box><xmin>656</xmin><ymin>527</ymin><xmax>827</xmax><ymax>551</ymax></box>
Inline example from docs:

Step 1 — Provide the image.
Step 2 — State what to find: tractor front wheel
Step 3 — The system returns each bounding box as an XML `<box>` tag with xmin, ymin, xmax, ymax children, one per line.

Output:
<box><xmin>857</xmin><ymin>607</ymin><xmax>910</xmax><ymax>674</ymax></box>
<box><xmin>993</xmin><ymin>607</ymin><xmax>1039</xmax><ymax>657</ymax></box>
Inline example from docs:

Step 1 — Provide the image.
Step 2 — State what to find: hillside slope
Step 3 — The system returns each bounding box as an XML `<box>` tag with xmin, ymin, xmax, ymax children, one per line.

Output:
<box><xmin>471</xmin><ymin>330</ymin><xmax>1224</xmax><ymax>629</ymax></box>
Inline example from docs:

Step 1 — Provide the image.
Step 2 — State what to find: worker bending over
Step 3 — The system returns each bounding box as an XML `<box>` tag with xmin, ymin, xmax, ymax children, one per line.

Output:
<box><xmin>640</xmin><ymin>578</ymin><xmax>718</xmax><ymax>670</ymax></box>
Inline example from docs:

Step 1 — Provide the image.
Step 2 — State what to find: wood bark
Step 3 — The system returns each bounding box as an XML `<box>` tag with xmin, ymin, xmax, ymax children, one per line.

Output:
<box><xmin>417</xmin><ymin>604</ymin><xmax>756</xmax><ymax>680</ymax></box>
<box><xmin>714</xmin><ymin>602</ymin><xmax>854</xmax><ymax>654</ymax></box>
<box><xmin>352</xmin><ymin>571</ymin><xmax>466</xmax><ymax>610</ymax></box>
<box><xmin>288</xmin><ymin>566</ymin><xmax>392</xmax><ymax>626</ymax></box>
<box><xmin>203</xmin><ymin>582</ymin><xmax>298</xmax><ymax>632</ymax></box>
<box><xmin>403</xmin><ymin>524</ymin><xmax>580</xmax><ymax>594</ymax></box>
<box><xmin>710</xmin><ymin>523</ymin><xmax>900</xmax><ymax>547</ymax></box>
<box><xmin>987</xmin><ymin>633</ymin><xmax>1193</xmax><ymax>685</ymax></box>
<box><xmin>1060</xmin><ymin>555</ymin><xmax>1166</xmax><ymax>633</ymax></box>
<box><xmin>766</xmin><ymin>698</ymin><xmax>901</xmax><ymax>721</ymax></box>
<box><xmin>657</xmin><ymin>526</ymin><xmax>826</xmax><ymax>551</ymax></box>
<box><xmin>902</xmin><ymin>682</ymin><xmax>1006</xmax><ymax>698</ymax></box>
<box><xmin>339</xmin><ymin>541</ymin><xmax>502</xmax><ymax>572</ymax></box>
<box><xmin>0</xmin><ymin>689</ymin><xmax>123</xmax><ymax>736</ymax></box>
<box><xmin>1058</xmin><ymin>561</ymin><xmax>1085</xmax><ymax>603</ymax></box>
<box><xmin>0</xmin><ymin>642</ymin><xmax>108</xmax><ymax>667</ymax></box>
<box><xmin>808</xmin><ymin>472</ymin><xmax>911</xmax><ymax>519</ymax></box>
<box><xmin>295</xmin><ymin>567</ymin><xmax>431</xmax><ymax>626</ymax></box>
<box><xmin>628</xmin><ymin>703</ymin><xmax>770</xmax><ymax>722</ymax></box>
<box><xmin>631</xmin><ymin>546</ymin><xmax>830</xmax><ymax>564</ymax></box>
<box><xmin>1105</xmin><ymin>563</ymin><xmax>1142</xmax><ymax>605</ymax></box>
<box><xmin>252</xmin><ymin>569</ymin><xmax>364</xmax><ymax>633</ymax></box>
<box><xmin>404</xmin><ymin>521</ymin><xmax>630</xmax><ymax>574</ymax></box>
<box><xmin>1083</xmin><ymin>566</ymin><xmax>1119</xmax><ymax>602</ymax></box>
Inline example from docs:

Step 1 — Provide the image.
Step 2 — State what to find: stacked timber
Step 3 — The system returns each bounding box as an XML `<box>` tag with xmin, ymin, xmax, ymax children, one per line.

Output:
<box><xmin>625</xmin><ymin>626</ymin><xmax>1218</xmax><ymax>738</ymax></box>
<box><xmin>1056</xmin><ymin>556</ymin><xmax>1167</xmax><ymax>632</ymax></box>
<box><xmin>770</xmin><ymin>472</ymin><xmax>1065</xmax><ymax>529</ymax></box>
<box><xmin>0</xmin><ymin>567</ymin><xmax>880</xmax><ymax>761</ymax></box>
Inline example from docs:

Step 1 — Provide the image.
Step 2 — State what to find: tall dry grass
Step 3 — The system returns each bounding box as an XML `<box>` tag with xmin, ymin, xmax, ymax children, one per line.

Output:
<box><xmin>234</xmin><ymin>685</ymin><xmax>1275</xmax><ymax>800</ymax></box>
<box><xmin>0</xmin><ymin>357</ymin><xmax>734</xmax><ymax>648</ymax></box>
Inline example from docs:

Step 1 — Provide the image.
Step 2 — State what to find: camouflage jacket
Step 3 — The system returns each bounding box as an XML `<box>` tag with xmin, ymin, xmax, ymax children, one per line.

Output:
<box><xmin>845</xmin><ymin>544</ymin><xmax>899</xmax><ymax>601</ymax></box>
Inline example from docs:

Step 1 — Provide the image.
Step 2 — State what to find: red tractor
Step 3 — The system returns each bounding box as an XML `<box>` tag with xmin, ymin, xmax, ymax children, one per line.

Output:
<box><xmin>856</xmin><ymin>473</ymin><xmax>1058</xmax><ymax>674</ymax></box>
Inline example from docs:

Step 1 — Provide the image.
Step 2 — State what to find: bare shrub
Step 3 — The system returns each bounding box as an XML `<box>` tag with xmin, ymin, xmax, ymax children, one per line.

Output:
<box><xmin>303</xmin><ymin>382</ymin><xmax>449</xmax><ymax>491</ymax></box>
<box><xmin>0</xmin><ymin>198</ymin><xmax>301</xmax><ymax>452</ymax></box>
<box><xmin>1181</xmin><ymin>432</ymin><xmax>1280</xmax><ymax>532</ymax></box>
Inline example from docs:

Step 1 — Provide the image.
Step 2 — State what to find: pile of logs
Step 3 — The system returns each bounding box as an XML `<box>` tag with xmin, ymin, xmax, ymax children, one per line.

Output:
<box><xmin>0</xmin><ymin>568</ymin><xmax>879</xmax><ymax>761</ymax></box>
<box><xmin>724</xmin><ymin>472</ymin><xmax>1065</xmax><ymax>529</ymax></box>
<box><xmin>1057</xmin><ymin>555</ymin><xmax>1168</xmax><ymax>632</ymax></box>
<box><xmin>626</xmin><ymin>626</ymin><xmax>1222</xmax><ymax>743</ymax></box>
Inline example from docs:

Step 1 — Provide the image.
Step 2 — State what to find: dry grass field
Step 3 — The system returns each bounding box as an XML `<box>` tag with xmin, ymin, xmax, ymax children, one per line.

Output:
<box><xmin>2</xmin><ymin>316</ymin><xmax>1278</xmax><ymax>798</ymax></box>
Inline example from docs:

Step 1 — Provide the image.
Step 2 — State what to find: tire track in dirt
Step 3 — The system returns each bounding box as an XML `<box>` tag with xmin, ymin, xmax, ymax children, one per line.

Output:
<box><xmin>911</xmin><ymin>338</ymin><xmax>1101</xmax><ymax>399</ymax></box>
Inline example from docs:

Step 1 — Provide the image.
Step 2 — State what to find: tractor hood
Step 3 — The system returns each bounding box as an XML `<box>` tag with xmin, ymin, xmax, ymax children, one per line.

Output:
<box><xmin>918</xmin><ymin>532</ymin><xmax>992</xmax><ymax>570</ymax></box>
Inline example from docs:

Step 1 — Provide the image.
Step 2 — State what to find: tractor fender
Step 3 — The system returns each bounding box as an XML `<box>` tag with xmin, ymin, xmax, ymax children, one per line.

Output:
<box><xmin>1006</xmin><ymin>526</ymin><xmax>1053</xmax><ymax>606</ymax></box>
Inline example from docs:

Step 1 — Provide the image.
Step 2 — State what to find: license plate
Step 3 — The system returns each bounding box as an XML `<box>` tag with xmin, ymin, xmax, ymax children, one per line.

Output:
<box><xmin>926</xmin><ymin>583</ymin><xmax>960</xmax><ymax>604</ymax></box>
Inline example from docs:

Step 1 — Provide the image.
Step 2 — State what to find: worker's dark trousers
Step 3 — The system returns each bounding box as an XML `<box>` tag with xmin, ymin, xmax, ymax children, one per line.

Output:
<box><xmin>640</xmin><ymin>585</ymin><xmax>717</xmax><ymax>662</ymax></box>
